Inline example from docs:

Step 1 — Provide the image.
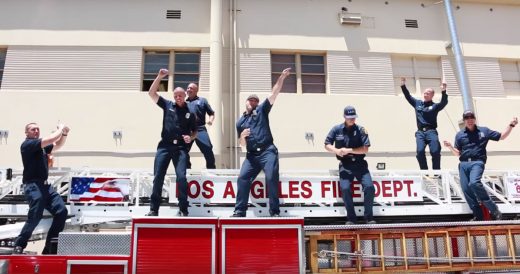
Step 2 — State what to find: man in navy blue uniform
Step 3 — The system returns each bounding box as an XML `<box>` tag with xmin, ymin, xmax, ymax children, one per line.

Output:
<box><xmin>146</xmin><ymin>69</ymin><xmax>197</xmax><ymax>217</ymax></box>
<box><xmin>401</xmin><ymin>78</ymin><xmax>448</xmax><ymax>170</ymax></box>
<box><xmin>444</xmin><ymin>111</ymin><xmax>518</xmax><ymax>221</ymax></box>
<box><xmin>186</xmin><ymin>83</ymin><xmax>216</xmax><ymax>169</ymax></box>
<box><xmin>14</xmin><ymin>122</ymin><xmax>70</xmax><ymax>254</ymax></box>
<box><xmin>231</xmin><ymin>68</ymin><xmax>291</xmax><ymax>217</ymax></box>
<box><xmin>325</xmin><ymin>106</ymin><xmax>376</xmax><ymax>225</ymax></box>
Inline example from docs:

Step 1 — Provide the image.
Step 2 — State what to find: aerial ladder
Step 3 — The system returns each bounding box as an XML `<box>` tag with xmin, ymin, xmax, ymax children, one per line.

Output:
<box><xmin>0</xmin><ymin>167</ymin><xmax>520</xmax><ymax>273</ymax></box>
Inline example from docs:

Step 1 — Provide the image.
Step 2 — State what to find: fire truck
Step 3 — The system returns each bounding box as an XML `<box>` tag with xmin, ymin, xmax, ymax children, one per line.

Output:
<box><xmin>0</xmin><ymin>167</ymin><xmax>520</xmax><ymax>273</ymax></box>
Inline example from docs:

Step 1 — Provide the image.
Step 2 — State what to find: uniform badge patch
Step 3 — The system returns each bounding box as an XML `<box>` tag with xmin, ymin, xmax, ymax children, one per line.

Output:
<box><xmin>185</xmin><ymin>113</ymin><xmax>191</xmax><ymax>119</ymax></box>
<box><xmin>362</xmin><ymin>128</ymin><xmax>368</xmax><ymax>135</ymax></box>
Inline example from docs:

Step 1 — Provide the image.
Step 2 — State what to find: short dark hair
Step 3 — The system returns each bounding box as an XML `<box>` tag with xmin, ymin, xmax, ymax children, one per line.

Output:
<box><xmin>462</xmin><ymin>111</ymin><xmax>476</xmax><ymax>120</ymax></box>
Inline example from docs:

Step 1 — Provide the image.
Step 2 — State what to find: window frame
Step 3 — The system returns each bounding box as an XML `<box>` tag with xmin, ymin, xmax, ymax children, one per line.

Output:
<box><xmin>0</xmin><ymin>48</ymin><xmax>6</xmax><ymax>89</ymax></box>
<box><xmin>499</xmin><ymin>59</ymin><xmax>520</xmax><ymax>97</ymax></box>
<box><xmin>142</xmin><ymin>49</ymin><xmax>201</xmax><ymax>92</ymax></box>
<box><xmin>391</xmin><ymin>55</ymin><xmax>442</xmax><ymax>96</ymax></box>
<box><xmin>271</xmin><ymin>51</ymin><xmax>327</xmax><ymax>94</ymax></box>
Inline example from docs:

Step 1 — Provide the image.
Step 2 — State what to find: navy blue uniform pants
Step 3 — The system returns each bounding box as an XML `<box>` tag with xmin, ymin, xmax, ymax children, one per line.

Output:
<box><xmin>187</xmin><ymin>128</ymin><xmax>216</xmax><ymax>169</ymax></box>
<box><xmin>339</xmin><ymin>161</ymin><xmax>375</xmax><ymax>223</ymax></box>
<box><xmin>459</xmin><ymin>161</ymin><xmax>498</xmax><ymax>220</ymax></box>
<box><xmin>234</xmin><ymin>145</ymin><xmax>280</xmax><ymax>216</ymax></box>
<box><xmin>150</xmin><ymin>141</ymin><xmax>189</xmax><ymax>213</ymax></box>
<box><xmin>415</xmin><ymin>129</ymin><xmax>441</xmax><ymax>170</ymax></box>
<box><xmin>15</xmin><ymin>182</ymin><xmax>68</xmax><ymax>254</ymax></box>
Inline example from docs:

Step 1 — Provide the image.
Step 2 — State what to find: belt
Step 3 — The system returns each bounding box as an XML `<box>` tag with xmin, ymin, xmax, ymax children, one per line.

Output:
<box><xmin>23</xmin><ymin>180</ymin><xmax>49</xmax><ymax>185</ymax></box>
<box><xmin>418</xmin><ymin>126</ymin><xmax>436</xmax><ymax>132</ymax></box>
<box><xmin>341</xmin><ymin>157</ymin><xmax>364</xmax><ymax>164</ymax></box>
<box><xmin>164</xmin><ymin>138</ymin><xmax>185</xmax><ymax>145</ymax></box>
<box><xmin>462</xmin><ymin>157</ymin><xmax>485</xmax><ymax>162</ymax></box>
<box><xmin>248</xmin><ymin>144</ymin><xmax>272</xmax><ymax>154</ymax></box>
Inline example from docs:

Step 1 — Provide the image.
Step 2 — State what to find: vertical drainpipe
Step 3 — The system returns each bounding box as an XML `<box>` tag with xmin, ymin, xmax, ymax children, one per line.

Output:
<box><xmin>443</xmin><ymin>0</ymin><xmax>475</xmax><ymax>112</ymax></box>
<box><xmin>229</xmin><ymin>0</ymin><xmax>240</xmax><ymax>168</ymax></box>
<box><xmin>210</xmin><ymin>0</ymin><xmax>223</xmax><ymax>167</ymax></box>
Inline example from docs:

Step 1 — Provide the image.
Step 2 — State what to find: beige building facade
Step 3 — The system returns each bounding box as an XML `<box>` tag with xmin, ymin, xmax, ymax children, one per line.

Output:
<box><xmin>0</xmin><ymin>0</ymin><xmax>519</xmax><ymax>171</ymax></box>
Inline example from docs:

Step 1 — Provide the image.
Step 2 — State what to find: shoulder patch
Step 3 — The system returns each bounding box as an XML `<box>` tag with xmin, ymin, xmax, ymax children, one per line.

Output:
<box><xmin>362</xmin><ymin>127</ymin><xmax>368</xmax><ymax>135</ymax></box>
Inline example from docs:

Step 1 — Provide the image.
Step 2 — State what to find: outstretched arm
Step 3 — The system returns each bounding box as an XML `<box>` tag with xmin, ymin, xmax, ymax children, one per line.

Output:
<box><xmin>268</xmin><ymin>68</ymin><xmax>291</xmax><ymax>105</ymax></box>
<box><xmin>400</xmin><ymin>77</ymin><xmax>417</xmax><ymax>107</ymax></box>
<box><xmin>437</xmin><ymin>82</ymin><xmax>448</xmax><ymax>110</ymax></box>
<box><xmin>41</xmin><ymin>124</ymin><xmax>65</xmax><ymax>149</ymax></box>
<box><xmin>148</xmin><ymin>69</ymin><xmax>169</xmax><ymax>104</ymax></box>
<box><xmin>500</xmin><ymin>117</ymin><xmax>518</xmax><ymax>140</ymax></box>
<box><xmin>52</xmin><ymin>125</ymin><xmax>70</xmax><ymax>152</ymax></box>
<box><xmin>443</xmin><ymin>140</ymin><xmax>460</xmax><ymax>156</ymax></box>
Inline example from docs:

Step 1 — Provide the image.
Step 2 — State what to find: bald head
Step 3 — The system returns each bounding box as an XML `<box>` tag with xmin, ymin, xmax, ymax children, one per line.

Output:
<box><xmin>187</xmin><ymin>83</ymin><xmax>199</xmax><ymax>99</ymax></box>
<box><xmin>173</xmin><ymin>87</ymin><xmax>186</xmax><ymax>106</ymax></box>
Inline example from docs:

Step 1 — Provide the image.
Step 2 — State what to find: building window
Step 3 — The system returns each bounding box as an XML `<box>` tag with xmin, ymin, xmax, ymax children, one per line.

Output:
<box><xmin>0</xmin><ymin>49</ymin><xmax>6</xmax><ymax>89</ymax></box>
<box><xmin>392</xmin><ymin>56</ymin><xmax>442</xmax><ymax>95</ymax></box>
<box><xmin>142</xmin><ymin>50</ymin><xmax>200</xmax><ymax>92</ymax></box>
<box><xmin>500</xmin><ymin>60</ymin><xmax>520</xmax><ymax>96</ymax></box>
<box><xmin>271</xmin><ymin>53</ymin><xmax>326</xmax><ymax>94</ymax></box>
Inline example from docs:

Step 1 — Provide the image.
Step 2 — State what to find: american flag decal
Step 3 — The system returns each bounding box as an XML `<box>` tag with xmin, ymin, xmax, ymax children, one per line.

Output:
<box><xmin>69</xmin><ymin>177</ymin><xmax>130</xmax><ymax>202</ymax></box>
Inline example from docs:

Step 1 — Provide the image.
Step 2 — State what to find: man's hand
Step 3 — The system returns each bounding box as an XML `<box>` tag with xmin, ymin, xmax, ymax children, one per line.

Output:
<box><xmin>62</xmin><ymin>126</ymin><xmax>70</xmax><ymax>135</ymax></box>
<box><xmin>400</xmin><ymin>77</ymin><xmax>406</xmax><ymax>86</ymax></box>
<box><xmin>182</xmin><ymin>135</ymin><xmax>192</xmax><ymax>143</ymax></box>
<box><xmin>207</xmin><ymin>121</ymin><xmax>213</xmax><ymax>126</ymax></box>
<box><xmin>511</xmin><ymin>117</ymin><xmax>518</xmax><ymax>127</ymax></box>
<box><xmin>280</xmin><ymin>68</ymin><xmax>291</xmax><ymax>79</ymax></box>
<box><xmin>240</xmin><ymin>128</ymin><xmax>251</xmax><ymax>139</ymax></box>
<box><xmin>336</xmin><ymin>148</ymin><xmax>352</xmax><ymax>157</ymax></box>
<box><xmin>441</xmin><ymin>82</ymin><xmax>447</xmax><ymax>92</ymax></box>
<box><xmin>158</xmin><ymin>69</ymin><xmax>169</xmax><ymax>79</ymax></box>
<box><xmin>56</xmin><ymin>124</ymin><xmax>65</xmax><ymax>133</ymax></box>
<box><xmin>443</xmin><ymin>140</ymin><xmax>452</xmax><ymax>148</ymax></box>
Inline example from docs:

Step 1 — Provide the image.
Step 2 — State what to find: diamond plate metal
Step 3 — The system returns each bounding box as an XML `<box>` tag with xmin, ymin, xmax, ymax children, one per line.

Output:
<box><xmin>58</xmin><ymin>232</ymin><xmax>131</xmax><ymax>255</ymax></box>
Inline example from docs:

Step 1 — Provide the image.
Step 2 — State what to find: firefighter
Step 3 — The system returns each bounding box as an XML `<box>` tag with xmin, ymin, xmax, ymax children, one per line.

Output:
<box><xmin>325</xmin><ymin>106</ymin><xmax>376</xmax><ymax>225</ymax></box>
<box><xmin>401</xmin><ymin>77</ymin><xmax>448</xmax><ymax>170</ymax></box>
<box><xmin>186</xmin><ymin>82</ymin><xmax>217</xmax><ymax>169</ymax></box>
<box><xmin>231</xmin><ymin>68</ymin><xmax>291</xmax><ymax>217</ymax></box>
<box><xmin>145</xmin><ymin>69</ymin><xmax>197</xmax><ymax>217</ymax></box>
<box><xmin>14</xmin><ymin>123</ymin><xmax>69</xmax><ymax>254</ymax></box>
<box><xmin>444</xmin><ymin>111</ymin><xmax>518</xmax><ymax>221</ymax></box>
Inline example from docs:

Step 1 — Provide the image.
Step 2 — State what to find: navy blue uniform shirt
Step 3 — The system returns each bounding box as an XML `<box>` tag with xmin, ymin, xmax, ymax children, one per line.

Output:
<box><xmin>21</xmin><ymin>138</ymin><xmax>53</xmax><ymax>183</ymax></box>
<box><xmin>157</xmin><ymin>96</ymin><xmax>197</xmax><ymax>142</ymax></box>
<box><xmin>187</xmin><ymin>96</ymin><xmax>215</xmax><ymax>128</ymax></box>
<box><xmin>454</xmin><ymin>126</ymin><xmax>501</xmax><ymax>163</ymax></box>
<box><xmin>401</xmin><ymin>85</ymin><xmax>448</xmax><ymax>129</ymax></box>
<box><xmin>236</xmin><ymin>98</ymin><xmax>274</xmax><ymax>152</ymax></box>
<box><xmin>325</xmin><ymin>123</ymin><xmax>371</xmax><ymax>161</ymax></box>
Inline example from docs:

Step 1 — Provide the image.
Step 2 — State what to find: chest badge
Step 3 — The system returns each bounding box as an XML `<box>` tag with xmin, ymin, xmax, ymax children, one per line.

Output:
<box><xmin>185</xmin><ymin>113</ymin><xmax>191</xmax><ymax>119</ymax></box>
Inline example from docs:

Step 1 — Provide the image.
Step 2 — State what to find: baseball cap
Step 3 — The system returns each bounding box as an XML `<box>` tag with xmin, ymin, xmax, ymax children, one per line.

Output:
<box><xmin>344</xmin><ymin>106</ymin><xmax>358</xmax><ymax>119</ymax></box>
<box><xmin>462</xmin><ymin>110</ymin><xmax>476</xmax><ymax>120</ymax></box>
<box><xmin>247</xmin><ymin>94</ymin><xmax>260</xmax><ymax>102</ymax></box>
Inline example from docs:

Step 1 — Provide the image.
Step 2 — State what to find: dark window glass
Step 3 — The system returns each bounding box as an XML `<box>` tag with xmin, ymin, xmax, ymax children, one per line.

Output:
<box><xmin>174</xmin><ymin>52</ymin><xmax>200</xmax><ymax>88</ymax></box>
<box><xmin>143</xmin><ymin>52</ymin><xmax>169</xmax><ymax>92</ymax></box>
<box><xmin>271</xmin><ymin>54</ymin><xmax>297</xmax><ymax>93</ymax></box>
<box><xmin>301</xmin><ymin>55</ymin><xmax>325</xmax><ymax>93</ymax></box>
<box><xmin>0</xmin><ymin>50</ymin><xmax>6</xmax><ymax>88</ymax></box>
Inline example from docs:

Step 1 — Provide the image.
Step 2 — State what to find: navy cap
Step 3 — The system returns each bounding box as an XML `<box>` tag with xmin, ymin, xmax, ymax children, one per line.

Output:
<box><xmin>462</xmin><ymin>110</ymin><xmax>476</xmax><ymax>120</ymax></box>
<box><xmin>247</xmin><ymin>94</ymin><xmax>259</xmax><ymax>102</ymax></box>
<box><xmin>344</xmin><ymin>106</ymin><xmax>358</xmax><ymax>119</ymax></box>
